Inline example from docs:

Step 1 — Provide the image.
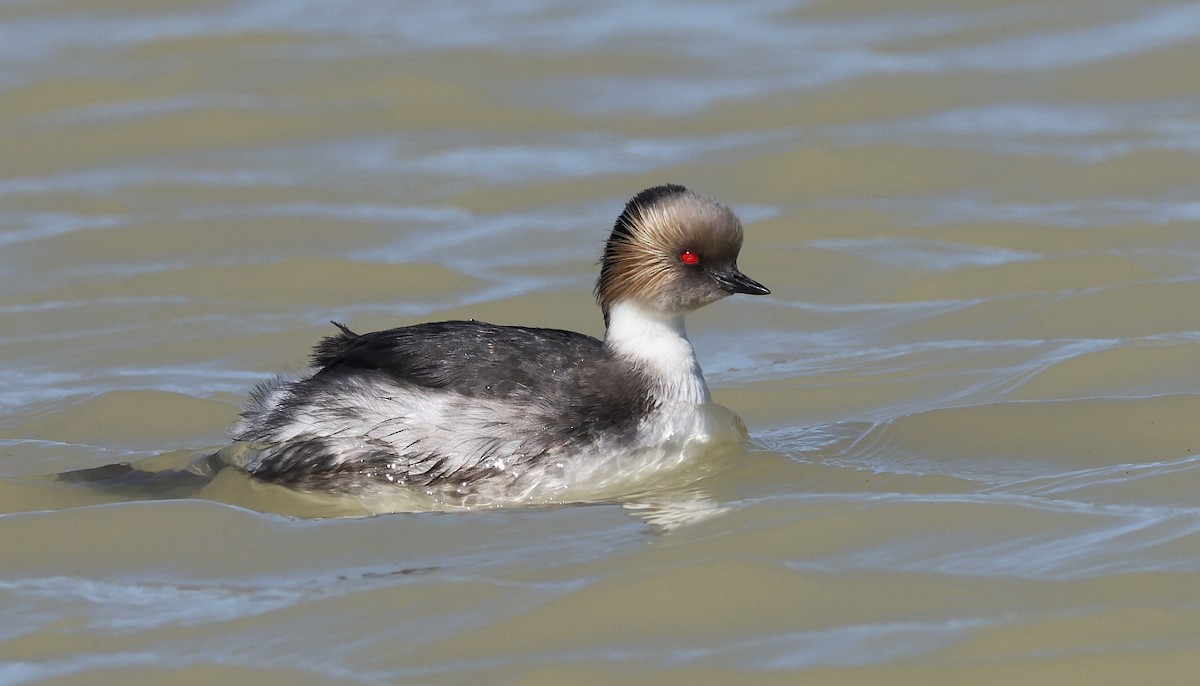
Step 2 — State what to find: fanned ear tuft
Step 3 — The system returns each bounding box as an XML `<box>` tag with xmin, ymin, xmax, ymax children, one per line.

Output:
<box><xmin>596</xmin><ymin>186</ymin><xmax>744</xmax><ymax>322</ymax></box>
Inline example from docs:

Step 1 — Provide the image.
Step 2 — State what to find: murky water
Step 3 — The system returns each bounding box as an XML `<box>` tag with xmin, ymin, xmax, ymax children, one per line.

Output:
<box><xmin>3</xmin><ymin>0</ymin><xmax>1200</xmax><ymax>683</ymax></box>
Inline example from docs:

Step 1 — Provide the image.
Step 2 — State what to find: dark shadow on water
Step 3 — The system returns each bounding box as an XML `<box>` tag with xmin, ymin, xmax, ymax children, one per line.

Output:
<box><xmin>53</xmin><ymin>453</ymin><xmax>225</xmax><ymax>500</ymax></box>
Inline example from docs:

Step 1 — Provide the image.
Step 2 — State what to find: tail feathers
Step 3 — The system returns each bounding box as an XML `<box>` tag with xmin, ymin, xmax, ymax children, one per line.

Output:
<box><xmin>312</xmin><ymin>320</ymin><xmax>360</xmax><ymax>368</ymax></box>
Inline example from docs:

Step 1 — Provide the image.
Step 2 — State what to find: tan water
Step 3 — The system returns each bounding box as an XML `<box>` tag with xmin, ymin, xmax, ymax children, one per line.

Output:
<box><xmin>3</xmin><ymin>0</ymin><xmax>1200</xmax><ymax>683</ymax></box>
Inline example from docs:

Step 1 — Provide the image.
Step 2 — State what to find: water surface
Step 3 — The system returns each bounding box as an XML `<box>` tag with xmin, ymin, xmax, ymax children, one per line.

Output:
<box><xmin>2</xmin><ymin>0</ymin><xmax>1200</xmax><ymax>683</ymax></box>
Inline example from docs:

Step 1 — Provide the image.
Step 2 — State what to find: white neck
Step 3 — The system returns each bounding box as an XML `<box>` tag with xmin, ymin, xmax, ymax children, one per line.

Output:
<box><xmin>603</xmin><ymin>301</ymin><xmax>710</xmax><ymax>405</ymax></box>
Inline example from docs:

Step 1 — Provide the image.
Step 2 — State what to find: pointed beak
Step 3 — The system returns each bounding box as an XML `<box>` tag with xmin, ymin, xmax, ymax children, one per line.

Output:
<box><xmin>712</xmin><ymin>268</ymin><xmax>770</xmax><ymax>296</ymax></box>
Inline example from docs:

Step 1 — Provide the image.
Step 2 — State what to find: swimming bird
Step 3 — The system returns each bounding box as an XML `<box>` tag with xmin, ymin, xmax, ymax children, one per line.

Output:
<box><xmin>230</xmin><ymin>184</ymin><xmax>769</xmax><ymax>501</ymax></box>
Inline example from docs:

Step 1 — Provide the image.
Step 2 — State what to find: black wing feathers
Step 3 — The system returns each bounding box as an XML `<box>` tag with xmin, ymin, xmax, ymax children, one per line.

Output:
<box><xmin>310</xmin><ymin>320</ymin><xmax>608</xmax><ymax>399</ymax></box>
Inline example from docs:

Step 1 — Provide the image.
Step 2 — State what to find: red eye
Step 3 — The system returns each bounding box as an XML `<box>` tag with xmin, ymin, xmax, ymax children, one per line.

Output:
<box><xmin>680</xmin><ymin>250</ymin><xmax>699</xmax><ymax>265</ymax></box>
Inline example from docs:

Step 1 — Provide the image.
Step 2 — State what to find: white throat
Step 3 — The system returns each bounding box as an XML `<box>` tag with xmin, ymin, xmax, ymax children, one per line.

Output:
<box><xmin>603</xmin><ymin>301</ymin><xmax>710</xmax><ymax>405</ymax></box>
